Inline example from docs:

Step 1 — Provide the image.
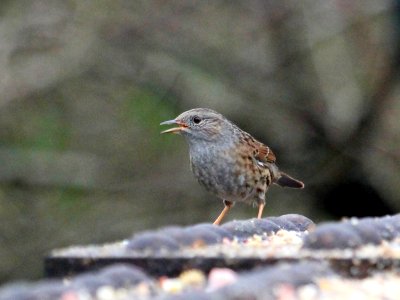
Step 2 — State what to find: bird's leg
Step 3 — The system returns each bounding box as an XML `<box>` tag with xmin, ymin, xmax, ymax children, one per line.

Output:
<box><xmin>257</xmin><ymin>203</ymin><xmax>265</xmax><ymax>219</ymax></box>
<box><xmin>213</xmin><ymin>200</ymin><xmax>233</xmax><ymax>225</ymax></box>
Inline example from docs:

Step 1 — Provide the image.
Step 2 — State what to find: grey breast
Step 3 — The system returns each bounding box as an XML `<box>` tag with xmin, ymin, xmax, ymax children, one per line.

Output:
<box><xmin>189</xmin><ymin>141</ymin><xmax>256</xmax><ymax>202</ymax></box>
<box><xmin>188</xmin><ymin>141</ymin><xmax>239</xmax><ymax>197</ymax></box>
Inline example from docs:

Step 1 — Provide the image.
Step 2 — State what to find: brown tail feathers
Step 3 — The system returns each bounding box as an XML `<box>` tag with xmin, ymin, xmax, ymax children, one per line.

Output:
<box><xmin>276</xmin><ymin>172</ymin><xmax>304</xmax><ymax>189</ymax></box>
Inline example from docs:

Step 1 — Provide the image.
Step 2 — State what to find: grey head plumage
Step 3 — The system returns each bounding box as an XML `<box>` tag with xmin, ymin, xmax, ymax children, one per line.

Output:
<box><xmin>160</xmin><ymin>108</ymin><xmax>237</xmax><ymax>144</ymax></box>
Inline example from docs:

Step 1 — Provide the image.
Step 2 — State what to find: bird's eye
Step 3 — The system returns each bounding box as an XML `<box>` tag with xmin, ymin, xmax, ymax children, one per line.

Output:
<box><xmin>193</xmin><ymin>116</ymin><xmax>202</xmax><ymax>124</ymax></box>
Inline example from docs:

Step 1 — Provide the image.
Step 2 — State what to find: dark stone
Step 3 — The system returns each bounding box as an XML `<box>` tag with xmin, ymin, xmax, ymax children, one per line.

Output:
<box><xmin>127</xmin><ymin>232</ymin><xmax>180</xmax><ymax>252</ymax></box>
<box><xmin>278</xmin><ymin>214</ymin><xmax>315</xmax><ymax>232</ymax></box>
<box><xmin>303</xmin><ymin>222</ymin><xmax>363</xmax><ymax>249</ymax></box>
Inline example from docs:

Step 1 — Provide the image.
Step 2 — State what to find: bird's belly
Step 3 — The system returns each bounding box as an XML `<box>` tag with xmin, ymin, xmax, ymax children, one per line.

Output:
<box><xmin>190</xmin><ymin>153</ymin><xmax>263</xmax><ymax>202</ymax></box>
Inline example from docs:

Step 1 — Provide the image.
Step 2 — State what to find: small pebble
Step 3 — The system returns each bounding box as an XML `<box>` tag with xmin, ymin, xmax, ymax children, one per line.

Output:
<box><xmin>160</xmin><ymin>277</ymin><xmax>184</xmax><ymax>294</ymax></box>
<box><xmin>207</xmin><ymin>268</ymin><xmax>238</xmax><ymax>292</ymax></box>
<box><xmin>179</xmin><ymin>269</ymin><xmax>206</xmax><ymax>289</ymax></box>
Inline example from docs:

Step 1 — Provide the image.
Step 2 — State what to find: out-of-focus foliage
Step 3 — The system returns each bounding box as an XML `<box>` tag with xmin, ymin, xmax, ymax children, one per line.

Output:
<box><xmin>0</xmin><ymin>0</ymin><xmax>399</xmax><ymax>282</ymax></box>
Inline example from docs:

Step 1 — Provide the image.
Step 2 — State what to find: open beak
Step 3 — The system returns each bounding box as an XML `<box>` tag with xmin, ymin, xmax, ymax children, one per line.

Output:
<box><xmin>160</xmin><ymin>119</ymin><xmax>188</xmax><ymax>134</ymax></box>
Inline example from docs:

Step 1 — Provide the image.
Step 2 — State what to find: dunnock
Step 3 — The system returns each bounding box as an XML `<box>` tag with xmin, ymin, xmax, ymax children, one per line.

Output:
<box><xmin>161</xmin><ymin>108</ymin><xmax>304</xmax><ymax>225</ymax></box>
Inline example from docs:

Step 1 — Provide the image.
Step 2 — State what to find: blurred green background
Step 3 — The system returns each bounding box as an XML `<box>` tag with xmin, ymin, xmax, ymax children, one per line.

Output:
<box><xmin>0</xmin><ymin>0</ymin><xmax>399</xmax><ymax>282</ymax></box>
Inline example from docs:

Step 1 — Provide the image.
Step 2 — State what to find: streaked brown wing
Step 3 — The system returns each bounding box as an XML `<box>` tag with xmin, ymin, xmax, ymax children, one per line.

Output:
<box><xmin>239</xmin><ymin>131</ymin><xmax>277</xmax><ymax>164</ymax></box>
<box><xmin>254</xmin><ymin>142</ymin><xmax>276</xmax><ymax>163</ymax></box>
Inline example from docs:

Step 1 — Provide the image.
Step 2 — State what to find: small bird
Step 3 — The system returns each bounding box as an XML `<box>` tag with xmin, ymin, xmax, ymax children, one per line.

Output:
<box><xmin>160</xmin><ymin>108</ymin><xmax>304</xmax><ymax>225</ymax></box>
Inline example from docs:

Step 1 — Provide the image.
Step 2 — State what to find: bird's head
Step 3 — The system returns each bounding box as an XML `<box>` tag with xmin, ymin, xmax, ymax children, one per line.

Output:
<box><xmin>160</xmin><ymin>108</ymin><xmax>231</xmax><ymax>142</ymax></box>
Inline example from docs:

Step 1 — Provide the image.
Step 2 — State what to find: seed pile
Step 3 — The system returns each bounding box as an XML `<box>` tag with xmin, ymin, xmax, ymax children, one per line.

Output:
<box><xmin>8</xmin><ymin>214</ymin><xmax>400</xmax><ymax>299</ymax></box>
